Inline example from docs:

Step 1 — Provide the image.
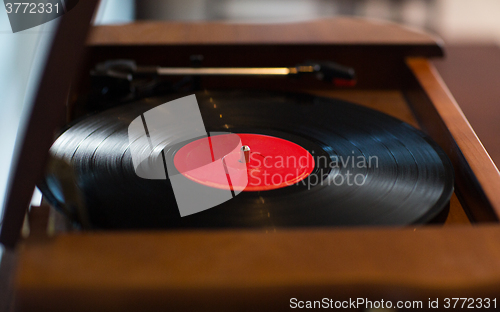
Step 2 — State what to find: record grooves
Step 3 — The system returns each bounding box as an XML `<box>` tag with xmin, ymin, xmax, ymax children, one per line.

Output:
<box><xmin>40</xmin><ymin>91</ymin><xmax>454</xmax><ymax>229</ymax></box>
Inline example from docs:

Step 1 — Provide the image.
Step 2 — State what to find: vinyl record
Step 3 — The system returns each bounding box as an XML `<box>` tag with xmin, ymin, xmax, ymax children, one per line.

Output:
<box><xmin>40</xmin><ymin>90</ymin><xmax>454</xmax><ymax>229</ymax></box>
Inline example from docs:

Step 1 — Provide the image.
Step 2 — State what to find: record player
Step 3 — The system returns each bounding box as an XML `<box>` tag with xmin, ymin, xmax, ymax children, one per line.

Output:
<box><xmin>3</xmin><ymin>1</ymin><xmax>500</xmax><ymax>311</ymax></box>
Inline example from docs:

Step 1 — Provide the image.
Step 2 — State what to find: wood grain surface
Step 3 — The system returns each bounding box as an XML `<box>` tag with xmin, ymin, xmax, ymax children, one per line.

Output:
<box><xmin>15</xmin><ymin>226</ymin><xmax>500</xmax><ymax>311</ymax></box>
<box><xmin>87</xmin><ymin>17</ymin><xmax>443</xmax><ymax>48</ymax></box>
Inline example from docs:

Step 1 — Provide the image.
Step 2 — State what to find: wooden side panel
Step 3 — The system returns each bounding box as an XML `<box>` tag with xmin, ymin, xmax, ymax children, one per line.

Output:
<box><xmin>433</xmin><ymin>45</ymin><xmax>500</xmax><ymax>166</ymax></box>
<box><xmin>405</xmin><ymin>58</ymin><xmax>500</xmax><ymax>221</ymax></box>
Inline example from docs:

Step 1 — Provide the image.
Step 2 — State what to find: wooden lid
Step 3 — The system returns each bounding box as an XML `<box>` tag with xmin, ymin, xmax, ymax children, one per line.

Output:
<box><xmin>87</xmin><ymin>17</ymin><xmax>444</xmax><ymax>57</ymax></box>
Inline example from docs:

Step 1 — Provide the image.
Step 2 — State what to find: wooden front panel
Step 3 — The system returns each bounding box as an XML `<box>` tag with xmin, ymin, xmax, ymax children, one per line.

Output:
<box><xmin>15</xmin><ymin>226</ymin><xmax>500</xmax><ymax>312</ymax></box>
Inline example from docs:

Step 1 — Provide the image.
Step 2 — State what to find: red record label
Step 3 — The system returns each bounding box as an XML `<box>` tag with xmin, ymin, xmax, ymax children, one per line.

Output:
<box><xmin>174</xmin><ymin>133</ymin><xmax>315</xmax><ymax>191</ymax></box>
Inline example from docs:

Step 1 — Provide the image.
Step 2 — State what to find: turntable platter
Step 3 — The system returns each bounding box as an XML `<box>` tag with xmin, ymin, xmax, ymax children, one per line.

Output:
<box><xmin>40</xmin><ymin>91</ymin><xmax>454</xmax><ymax>229</ymax></box>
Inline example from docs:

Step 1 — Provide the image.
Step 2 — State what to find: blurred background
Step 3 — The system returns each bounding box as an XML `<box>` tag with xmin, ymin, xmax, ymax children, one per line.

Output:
<box><xmin>94</xmin><ymin>0</ymin><xmax>500</xmax><ymax>44</ymax></box>
<box><xmin>0</xmin><ymin>0</ymin><xmax>499</xmax><ymax>218</ymax></box>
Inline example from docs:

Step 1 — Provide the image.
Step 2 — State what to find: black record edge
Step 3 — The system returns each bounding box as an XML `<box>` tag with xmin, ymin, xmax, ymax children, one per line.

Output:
<box><xmin>410</xmin><ymin>133</ymin><xmax>454</xmax><ymax>224</ymax></box>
